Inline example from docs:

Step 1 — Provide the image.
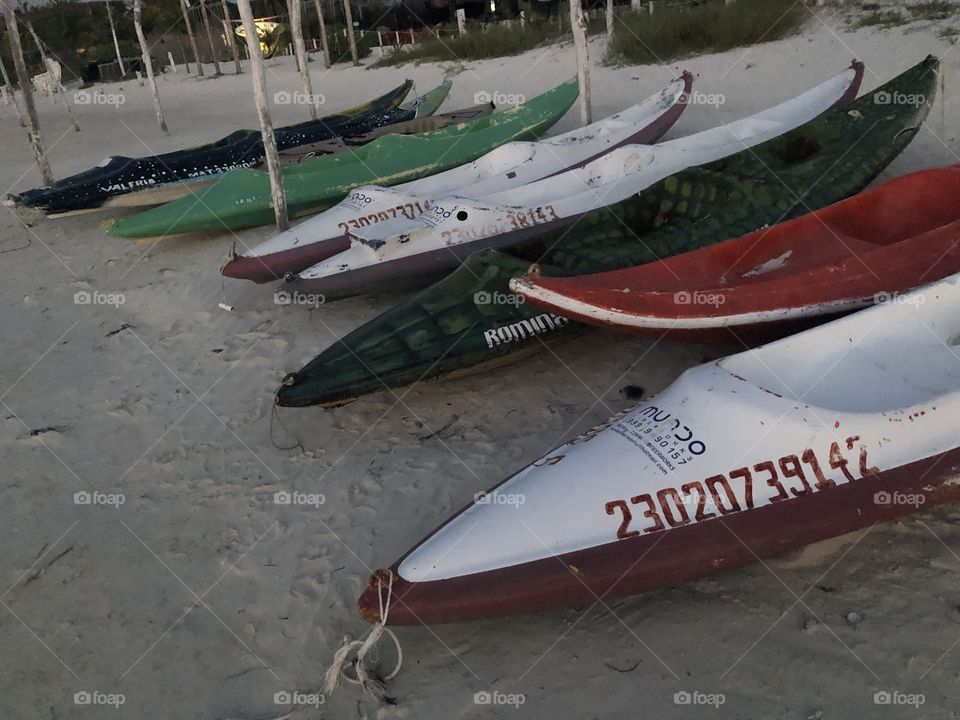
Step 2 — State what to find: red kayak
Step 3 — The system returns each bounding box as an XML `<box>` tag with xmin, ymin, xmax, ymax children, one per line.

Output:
<box><xmin>356</xmin><ymin>275</ymin><xmax>960</xmax><ymax>625</ymax></box>
<box><xmin>510</xmin><ymin>165</ymin><xmax>960</xmax><ymax>343</ymax></box>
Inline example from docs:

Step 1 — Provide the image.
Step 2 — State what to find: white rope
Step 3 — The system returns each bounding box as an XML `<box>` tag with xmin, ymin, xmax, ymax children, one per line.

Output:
<box><xmin>323</xmin><ymin>571</ymin><xmax>403</xmax><ymax>701</ymax></box>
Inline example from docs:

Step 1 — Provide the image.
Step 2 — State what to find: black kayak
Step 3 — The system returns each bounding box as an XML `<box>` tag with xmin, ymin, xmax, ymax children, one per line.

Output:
<box><xmin>12</xmin><ymin>80</ymin><xmax>414</xmax><ymax>216</ymax></box>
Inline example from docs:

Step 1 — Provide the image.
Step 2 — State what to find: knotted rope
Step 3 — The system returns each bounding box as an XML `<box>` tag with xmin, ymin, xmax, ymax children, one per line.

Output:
<box><xmin>323</xmin><ymin>571</ymin><xmax>403</xmax><ymax>701</ymax></box>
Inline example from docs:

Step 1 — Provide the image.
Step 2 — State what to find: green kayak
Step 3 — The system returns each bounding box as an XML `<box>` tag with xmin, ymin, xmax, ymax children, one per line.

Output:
<box><xmin>109</xmin><ymin>78</ymin><xmax>579</xmax><ymax>238</ymax></box>
<box><xmin>276</xmin><ymin>55</ymin><xmax>938</xmax><ymax>408</ymax></box>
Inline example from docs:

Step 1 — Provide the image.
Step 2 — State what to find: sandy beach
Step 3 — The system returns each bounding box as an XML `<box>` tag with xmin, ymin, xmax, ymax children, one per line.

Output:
<box><xmin>3</xmin><ymin>5</ymin><xmax>960</xmax><ymax>718</ymax></box>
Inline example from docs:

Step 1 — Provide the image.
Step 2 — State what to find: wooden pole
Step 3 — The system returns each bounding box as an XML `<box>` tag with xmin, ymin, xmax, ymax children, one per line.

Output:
<box><xmin>133</xmin><ymin>0</ymin><xmax>168</xmax><ymax>133</ymax></box>
<box><xmin>287</xmin><ymin>0</ymin><xmax>317</xmax><ymax>120</ymax></box>
<box><xmin>198</xmin><ymin>0</ymin><xmax>222</xmax><ymax>76</ymax></box>
<box><xmin>220</xmin><ymin>0</ymin><xmax>243</xmax><ymax>73</ymax></box>
<box><xmin>180</xmin><ymin>0</ymin><xmax>205</xmax><ymax>77</ymax></box>
<box><xmin>312</xmin><ymin>0</ymin><xmax>331</xmax><ymax>68</ymax></box>
<box><xmin>236</xmin><ymin>0</ymin><xmax>288</xmax><ymax>230</ymax></box>
<box><xmin>569</xmin><ymin>0</ymin><xmax>591</xmax><ymax>125</ymax></box>
<box><xmin>104</xmin><ymin>0</ymin><xmax>127</xmax><ymax>76</ymax></box>
<box><xmin>342</xmin><ymin>0</ymin><xmax>359</xmax><ymax>66</ymax></box>
<box><xmin>24</xmin><ymin>20</ymin><xmax>80</xmax><ymax>132</ymax></box>
<box><xmin>605</xmin><ymin>0</ymin><xmax>613</xmax><ymax>36</ymax></box>
<box><xmin>2</xmin><ymin>0</ymin><xmax>53</xmax><ymax>184</ymax></box>
<box><xmin>0</xmin><ymin>54</ymin><xmax>25</xmax><ymax>126</ymax></box>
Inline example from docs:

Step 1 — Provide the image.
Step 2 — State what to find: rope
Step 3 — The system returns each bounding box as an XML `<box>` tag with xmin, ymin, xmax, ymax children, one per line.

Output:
<box><xmin>323</xmin><ymin>571</ymin><xmax>403</xmax><ymax>701</ymax></box>
<box><xmin>269</xmin><ymin>390</ymin><xmax>304</xmax><ymax>451</ymax></box>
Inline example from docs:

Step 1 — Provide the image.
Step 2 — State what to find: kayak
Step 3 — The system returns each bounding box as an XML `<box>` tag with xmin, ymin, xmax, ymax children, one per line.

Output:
<box><xmin>290</xmin><ymin>64</ymin><xmax>863</xmax><ymax>301</ymax></box>
<box><xmin>357</xmin><ymin>273</ymin><xmax>960</xmax><ymax>625</ymax></box>
<box><xmin>102</xmin><ymin>81</ymin><xmax>454</xmax><ymax>212</ymax></box>
<box><xmin>223</xmin><ymin>73</ymin><xmax>694</xmax><ymax>283</ymax></box>
<box><xmin>108</xmin><ymin>79</ymin><xmax>581</xmax><ymax>238</ymax></box>
<box><xmin>511</xmin><ymin>165</ymin><xmax>960</xmax><ymax>342</ymax></box>
<box><xmin>12</xmin><ymin>80</ymin><xmax>416</xmax><ymax>216</ymax></box>
<box><xmin>274</xmin><ymin>56</ymin><xmax>935</xmax><ymax>409</ymax></box>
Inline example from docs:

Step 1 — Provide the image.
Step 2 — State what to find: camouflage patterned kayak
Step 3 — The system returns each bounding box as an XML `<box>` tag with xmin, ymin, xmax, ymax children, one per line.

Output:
<box><xmin>275</xmin><ymin>56</ymin><xmax>938</xmax><ymax>408</ymax></box>
<box><xmin>107</xmin><ymin>79</ymin><xmax>580</xmax><ymax>238</ymax></box>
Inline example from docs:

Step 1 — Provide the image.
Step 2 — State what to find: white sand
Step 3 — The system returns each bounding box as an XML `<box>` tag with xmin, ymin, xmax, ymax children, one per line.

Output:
<box><xmin>3</xmin><ymin>8</ymin><xmax>960</xmax><ymax>718</ymax></box>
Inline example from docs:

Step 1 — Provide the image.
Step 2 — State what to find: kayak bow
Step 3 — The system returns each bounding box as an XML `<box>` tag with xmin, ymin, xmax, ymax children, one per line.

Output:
<box><xmin>358</xmin><ymin>273</ymin><xmax>960</xmax><ymax>624</ymax></box>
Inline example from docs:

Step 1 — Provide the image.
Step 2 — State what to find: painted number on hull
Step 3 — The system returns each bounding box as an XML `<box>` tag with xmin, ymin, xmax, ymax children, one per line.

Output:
<box><xmin>337</xmin><ymin>199</ymin><xmax>431</xmax><ymax>234</ymax></box>
<box><xmin>604</xmin><ymin>437</ymin><xmax>879</xmax><ymax>539</ymax></box>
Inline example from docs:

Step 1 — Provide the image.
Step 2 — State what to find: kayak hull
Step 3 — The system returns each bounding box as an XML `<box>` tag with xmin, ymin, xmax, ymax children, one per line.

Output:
<box><xmin>222</xmin><ymin>73</ymin><xmax>694</xmax><ymax>282</ymax></box>
<box><xmin>287</xmin><ymin>218</ymin><xmax>565</xmax><ymax>300</ymax></box>
<box><xmin>359</xmin><ymin>447</ymin><xmax>960</xmax><ymax>625</ymax></box>
<box><xmin>13</xmin><ymin>81</ymin><xmax>414</xmax><ymax>215</ymax></box>
<box><xmin>512</xmin><ymin>165</ymin><xmax>960</xmax><ymax>341</ymax></box>
<box><xmin>359</xmin><ymin>271</ymin><xmax>960</xmax><ymax>625</ymax></box>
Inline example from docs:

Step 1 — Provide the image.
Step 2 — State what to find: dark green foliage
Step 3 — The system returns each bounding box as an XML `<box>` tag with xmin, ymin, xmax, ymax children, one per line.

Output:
<box><xmin>608</xmin><ymin>0</ymin><xmax>807</xmax><ymax>65</ymax></box>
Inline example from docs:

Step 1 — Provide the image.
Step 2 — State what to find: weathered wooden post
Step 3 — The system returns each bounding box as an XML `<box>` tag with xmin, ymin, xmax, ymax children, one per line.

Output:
<box><xmin>457</xmin><ymin>8</ymin><xmax>467</xmax><ymax>34</ymax></box>
<box><xmin>312</xmin><ymin>0</ymin><xmax>331</xmax><ymax>68</ymax></box>
<box><xmin>133</xmin><ymin>0</ymin><xmax>169</xmax><ymax>133</ymax></box>
<box><xmin>288</xmin><ymin>0</ymin><xmax>318</xmax><ymax>120</ymax></box>
<box><xmin>236</xmin><ymin>0</ymin><xmax>289</xmax><ymax>230</ymax></box>
<box><xmin>569</xmin><ymin>0</ymin><xmax>591</xmax><ymax>125</ymax></box>
<box><xmin>342</xmin><ymin>0</ymin><xmax>359</xmax><ymax>66</ymax></box>
<box><xmin>105</xmin><ymin>0</ymin><xmax>127</xmax><ymax>76</ymax></box>
<box><xmin>1</xmin><ymin>0</ymin><xmax>53</xmax><ymax>184</ymax></box>
<box><xmin>180</xmin><ymin>0</ymin><xmax>205</xmax><ymax>76</ymax></box>
<box><xmin>199</xmin><ymin>0</ymin><xmax>223</xmax><ymax>76</ymax></box>
<box><xmin>606</xmin><ymin>0</ymin><xmax>614</xmax><ymax>36</ymax></box>
<box><xmin>220</xmin><ymin>0</ymin><xmax>243</xmax><ymax>73</ymax></box>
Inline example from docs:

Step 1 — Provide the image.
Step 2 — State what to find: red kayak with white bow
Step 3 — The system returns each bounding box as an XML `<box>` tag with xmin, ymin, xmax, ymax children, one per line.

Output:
<box><xmin>358</xmin><ymin>275</ymin><xmax>960</xmax><ymax>625</ymax></box>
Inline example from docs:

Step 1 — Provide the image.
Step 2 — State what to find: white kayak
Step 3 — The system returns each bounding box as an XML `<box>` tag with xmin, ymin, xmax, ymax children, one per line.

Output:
<box><xmin>221</xmin><ymin>74</ymin><xmax>694</xmax><ymax>282</ymax></box>
<box><xmin>358</xmin><ymin>273</ymin><xmax>960</xmax><ymax>625</ymax></box>
<box><xmin>294</xmin><ymin>62</ymin><xmax>863</xmax><ymax>301</ymax></box>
